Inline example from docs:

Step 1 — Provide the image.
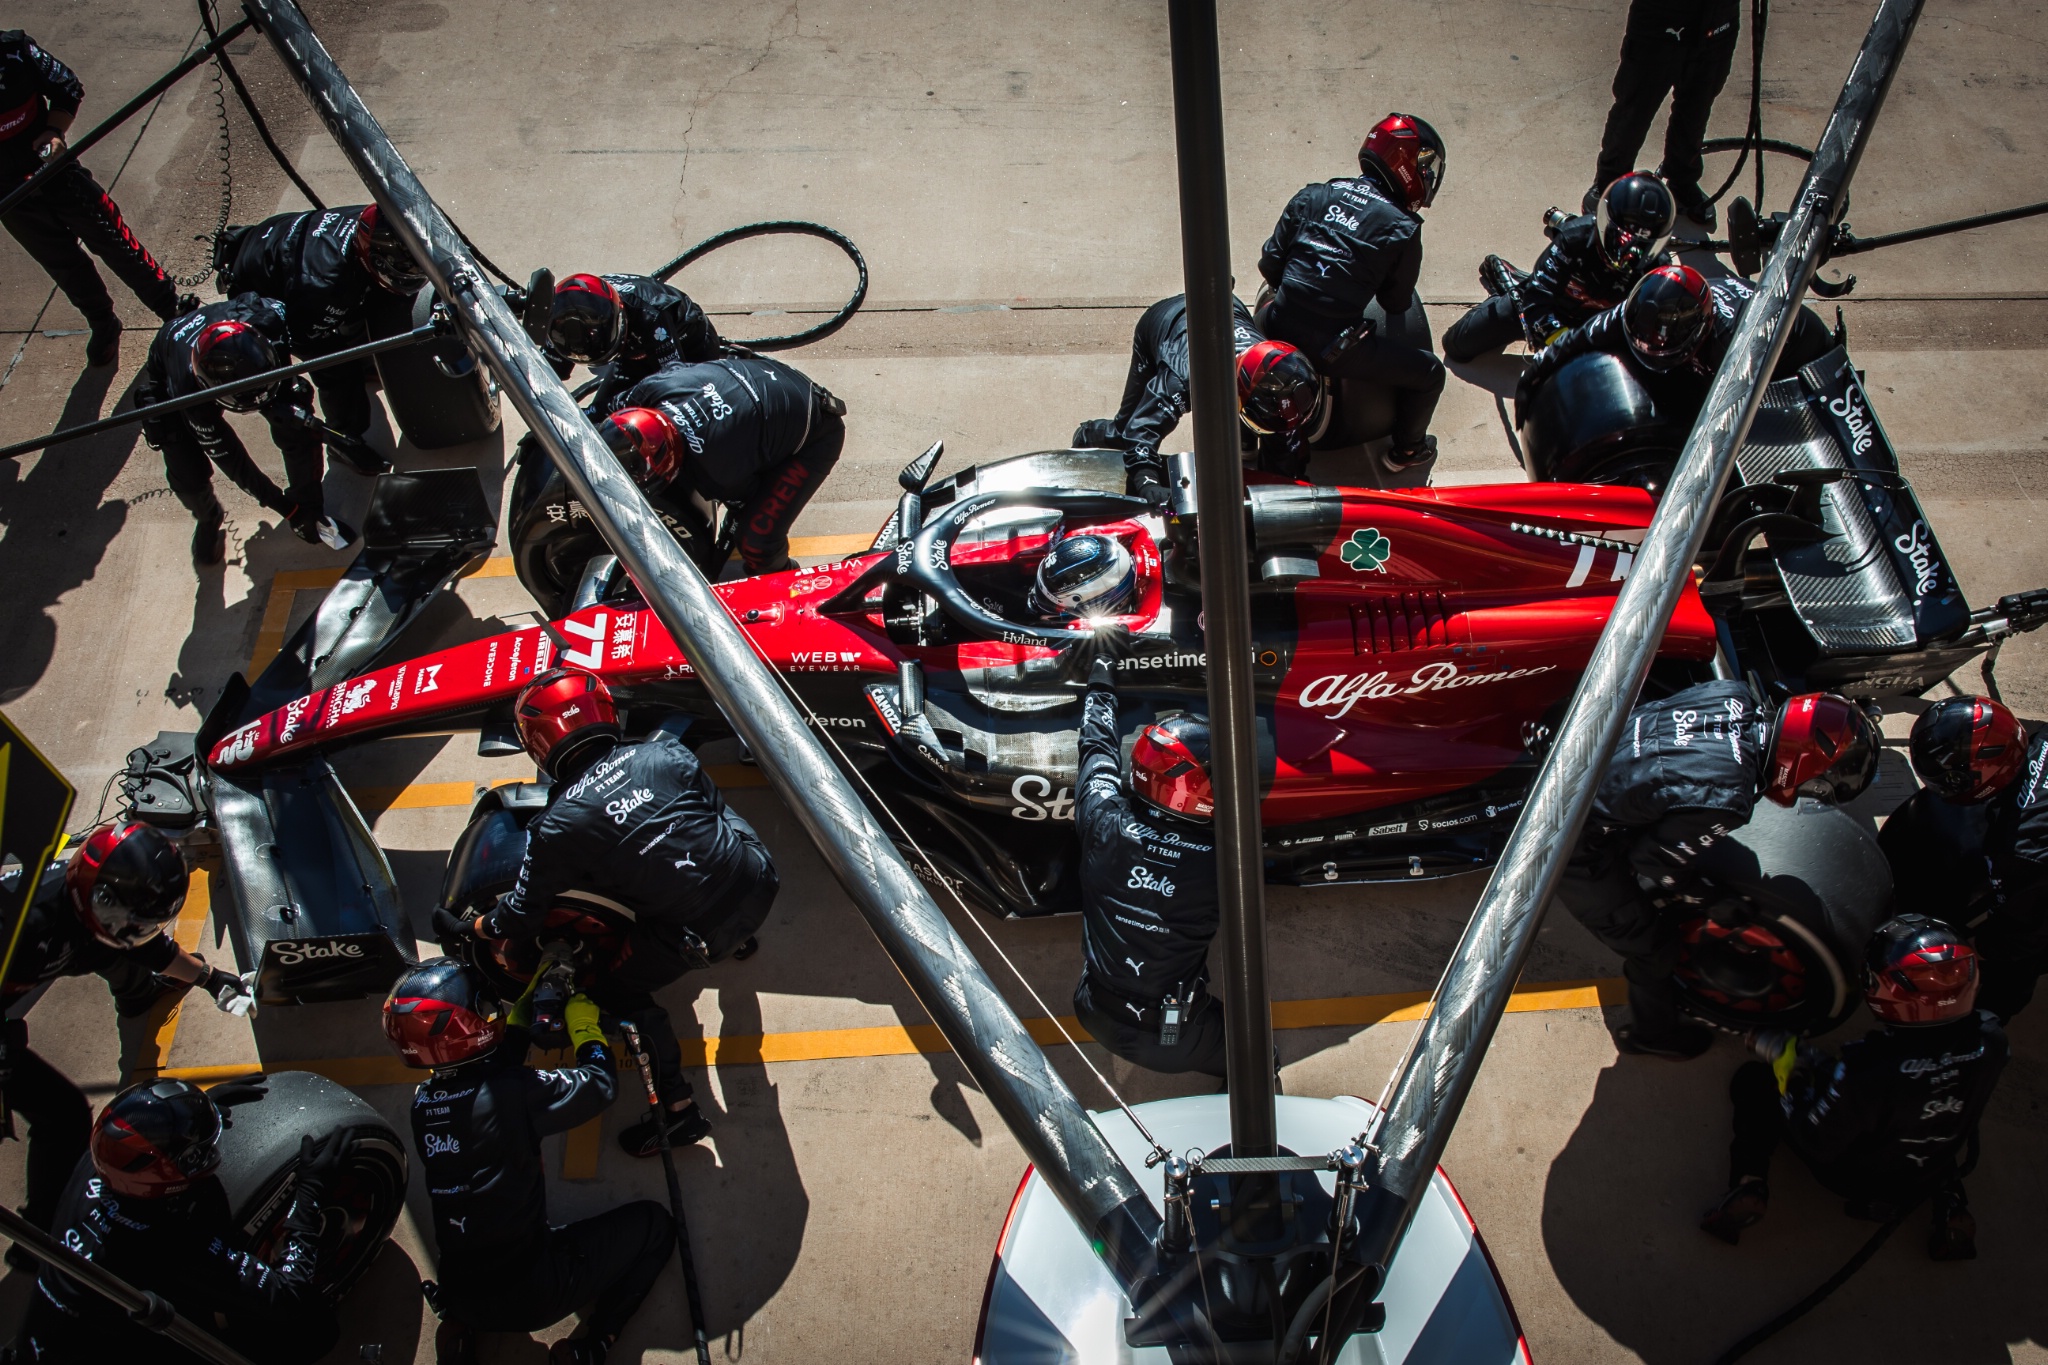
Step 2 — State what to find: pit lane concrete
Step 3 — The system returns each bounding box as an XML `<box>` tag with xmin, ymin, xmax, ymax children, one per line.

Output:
<box><xmin>4</xmin><ymin>1</ymin><xmax>2048</xmax><ymax>1360</ymax></box>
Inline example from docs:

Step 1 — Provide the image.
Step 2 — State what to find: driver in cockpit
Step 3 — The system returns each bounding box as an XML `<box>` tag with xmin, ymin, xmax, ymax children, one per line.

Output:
<box><xmin>1030</xmin><ymin>533</ymin><xmax>1139</xmax><ymax>622</ymax></box>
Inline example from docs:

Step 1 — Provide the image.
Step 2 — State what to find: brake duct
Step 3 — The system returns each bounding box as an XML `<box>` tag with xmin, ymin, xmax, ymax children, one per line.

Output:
<box><xmin>238</xmin><ymin>0</ymin><xmax>1195</xmax><ymax>1336</ymax></box>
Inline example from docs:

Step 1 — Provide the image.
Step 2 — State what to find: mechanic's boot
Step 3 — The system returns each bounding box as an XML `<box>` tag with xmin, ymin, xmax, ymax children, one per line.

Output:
<box><xmin>85</xmin><ymin>313</ymin><xmax>122</xmax><ymax>368</ymax></box>
<box><xmin>433</xmin><ymin>1318</ymin><xmax>480</xmax><ymax>1365</ymax></box>
<box><xmin>618</xmin><ymin>1100</ymin><xmax>711</xmax><ymax>1158</ymax></box>
<box><xmin>550</xmin><ymin>1334</ymin><xmax>615</xmax><ymax>1365</ymax></box>
<box><xmin>191</xmin><ymin>501</ymin><xmax>227</xmax><ymax>570</ymax></box>
<box><xmin>748</xmin><ymin>555</ymin><xmax>799</xmax><ymax>577</ymax></box>
<box><xmin>4</xmin><ymin>1241</ymin><xmax>36</xmax><ymax>1274</ymax></box>
<box><xmin>1667</xmin><ymin>178</ymin><xmax>1718</xmax><ymax>232</ymax></box>
<box><xmin>1383</xmin><ymin>434</ymin><xmax>1437</xmax><ymax>475</ymax></box>
<box><xmin>1928</xmin><ymin>1185</ymin><xmax>1977</xmax><ymax>1261</ymax></box>
<box><xmin>1700</xmin><ymin>1178</ymin><xmax>1768</xmax><ymax>1245</ymax></box>
<box><xmin>288</xmin><ymin>505</ymin><xmax>358</xmax><ymax>551</ymax></box>
<box><xmin>1581</xmin><ymin>182</ymin><xmax>1603</xmax><ymax>215</ymax></box>
<box><xmin>1613</xmin><ymin>1020</ymin><xmax>1714</xmax><ymax>1060</ymax></box>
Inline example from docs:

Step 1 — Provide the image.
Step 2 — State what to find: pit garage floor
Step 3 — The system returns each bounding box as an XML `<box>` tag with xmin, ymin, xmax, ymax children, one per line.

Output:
<box><xmin>4</xmin><ymin>2</ymin><xmax>2048</xmax><ymax>1361</ymax></box>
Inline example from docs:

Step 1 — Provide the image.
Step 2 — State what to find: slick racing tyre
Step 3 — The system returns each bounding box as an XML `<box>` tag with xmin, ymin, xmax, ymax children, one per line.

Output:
<box><xmin>1669</xmin><ymin>799</ymin><xmax>1893</xmax><ymax>1033</ymax></box>
<box><xmin>212</xmin><ymin>1070</ymin><xmax>408</xmax><ymax>1302</ymax></box>
<box><xmin>366</xmin><ymin>284</ymin><xmax>501</xmax><ymax>449</ymax></box>
<box><xmin>1518</xmin><ymin>351</ymin><xmax>1684</xmax><ymax>493</ymax></box>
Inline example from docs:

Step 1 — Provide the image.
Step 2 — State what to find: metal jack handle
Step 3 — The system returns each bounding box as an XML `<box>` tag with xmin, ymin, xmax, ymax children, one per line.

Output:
<box><xmin>619</xmin><ymin>1021</ymin><xmax>712</xmax><ymax>1365</ymax></box>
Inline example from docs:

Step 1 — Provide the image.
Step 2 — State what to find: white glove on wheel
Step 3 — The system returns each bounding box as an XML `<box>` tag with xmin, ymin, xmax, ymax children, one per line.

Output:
<box><xmin>208</xmin><ymin>968</ymin><xmax>259</xmax><ymax>1018</ymax></box>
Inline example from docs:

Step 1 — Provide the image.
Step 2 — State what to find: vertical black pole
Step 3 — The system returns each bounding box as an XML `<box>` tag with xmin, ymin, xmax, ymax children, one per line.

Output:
<box><xmin>1167</xmin><ymin>0</ymin><xmax>1276</xmax><ymax>1159</ymax></box>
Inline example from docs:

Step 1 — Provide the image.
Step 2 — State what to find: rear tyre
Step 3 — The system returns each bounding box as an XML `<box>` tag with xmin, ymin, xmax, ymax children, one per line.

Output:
<box><xmin>212</xmin><ymin>1070</ymin><xmax>408</xmax><ymax>1302</ymax></box>
<box><xmin>366</xmin><ymin>285</ymin><xmax>501</xmax><ymax>449</ymax></box>
<box><xmin>507</xmin><ymin>433</ymin><xmax>713</xmax><ymax>617</ymax></box>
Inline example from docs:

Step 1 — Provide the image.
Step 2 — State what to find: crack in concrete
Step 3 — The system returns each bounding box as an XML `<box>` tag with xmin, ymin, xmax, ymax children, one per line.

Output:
<box><xmin>676</xmin><ymin>1</ymin><xmax>803</xmax><ymax>199</ymax></box>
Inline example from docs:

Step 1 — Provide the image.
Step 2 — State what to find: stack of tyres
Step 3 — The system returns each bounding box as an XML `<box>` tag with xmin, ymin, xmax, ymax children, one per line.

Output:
<box><xmin>365</xmin><ymin>286</ymin><xmax>501</xmax><ymax>449</ymax></box>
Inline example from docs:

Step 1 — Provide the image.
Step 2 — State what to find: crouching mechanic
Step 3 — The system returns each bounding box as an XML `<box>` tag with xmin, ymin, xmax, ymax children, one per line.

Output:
<box><xmin>2</xmin><ymin>822</ymin><xmax>253</xmax><ymax>1243</ymax></box>
<box><xmin>138</xmin><ymin>294</ymin><xmax>355</xmax><ymax>568</ymax></box>
<box><xmin>544</xmin><ymin>271</ymin><xmax>724</xmax><ymax>416</ymax></box>
<box><xmin>1071</xmin><ymin>293</ymin><xmax>1325</xmax><ymax>494</ymax></box>
<box><xmin>1700</xmin><ymin>916</ymin><xmax>2007</xmax><ymax>1259</ymax></box>
<box><xmin>1557</xmin><ymin>684</ymin><xmax>1879</xmax><ymax>1059</ymax></box>
<box><xmin>455</xmin><ymin>669</ymin><xmax>778</xmax><ymax>1156</ymax></box>
<box><xmin>598</xmin><ymin>352</ymin><xmax>844</xmax><ymax>576</ymax></box>
<box><xmin>219</xmin><ymin>202</ymin><xmax>427</xmax><ymax>452</ymax></box>
<box><xmin>1880</xmin><ymin>696</ymin><xmax>2048</xmax><ymax>1021</ymax></box>
<box><xmin>1443</xmin><ymin>172</ymin><xmax>1677</xmax><ymax>362</ymax></box>
<box><xmin>13</xmin><ymin>1078</ymin><xmax>345</xmax><ymax>1363</ymax></box>
<box><xmin>1071</xmin><ymin>642</ymin><xmax>1227</xmax><ymax>1077</ymax></box>
<box><xmin>386</xmin><ymin>960</ymin><xmax>674</xmax><ymax>1365</ymax></box>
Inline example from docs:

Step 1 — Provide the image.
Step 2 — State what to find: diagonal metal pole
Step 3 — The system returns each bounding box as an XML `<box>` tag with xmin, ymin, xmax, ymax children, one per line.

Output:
<box><xmin>241</xmin><ymin>0</ymin><xmax>1182</xmax><ymax>1318</ymax></box>
<box><xmin>1347</xmin><ymin>0</ymin><xmax>1927</xmax><ymax>1287</ymax></box>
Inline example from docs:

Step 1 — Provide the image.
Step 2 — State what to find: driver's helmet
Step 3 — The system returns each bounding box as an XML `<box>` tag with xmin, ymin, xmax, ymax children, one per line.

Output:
<box><xmin>1130</xmin><ymin>712</ymin><xmax>1214</xmax><ymax>822</ymax></box>
<box><xmin>67</xmin><ymin>821</ymin><xmax>189</xmax><ymax>949</ymax></box>
<box><xmin>1909</xmin><ymin>697</ymin><xmax>2027</xmax><ymax>804</ymax></box>
<box><xmin>1236</xmin><ymin>340</ymin><xmax>1322</xmax><ymax>440</ymax></box>
<box><xmin>1595</xmin><ymin>172</ymin><xmax>1677</xmax><ymax>274</ymax></box>
<box><xmin>90</xmin><ymin>1079</ymin><xmax>224</xmax><ymax>1198</ymax></box>
<box><xmin>354</xmin><ymin>204</ymin><xmax>428</xmax><ymax>295</ymax></box>
<box><xmin>1764</xmin><ymin>692</ymin><xmax>1880</xmax><ymax>807</ymax></box>
<box><xmin>1029</xmin><ymin>533</ymin><xmax>1136</xmax><ymax>620</ymax></box>
<box><xmin>1864</xmin><ymin>914</ymin><xmax>1978</xmax><ymax>1026</ymax></box>
<box><xmin>1620</xmin><ymin>264</ymin><xmax>1711</xmax><ymax>371</ymax></box>
<box><xmin>192</xmin><ymin>317</ymin><xmax>282</xmax><ymax>412</ymax></box>
<box><xmin>383</xmin><ymin>958</ymin><xmax>506</xmax><ymax>1069</ymax></box>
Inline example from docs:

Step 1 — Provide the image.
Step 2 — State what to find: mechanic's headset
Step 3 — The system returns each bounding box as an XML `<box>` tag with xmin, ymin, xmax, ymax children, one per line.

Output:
<box><xmin>902</xmin><ymin>487</ymin><xmax>1150</xmax><ymax>648</ymax></box>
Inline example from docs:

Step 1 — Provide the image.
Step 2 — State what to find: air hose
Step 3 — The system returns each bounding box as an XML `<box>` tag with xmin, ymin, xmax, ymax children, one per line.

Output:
<box><xmin>651</xmin><ymin>219</ymin><xmax>870</xmax><ymax>351</ymax></box>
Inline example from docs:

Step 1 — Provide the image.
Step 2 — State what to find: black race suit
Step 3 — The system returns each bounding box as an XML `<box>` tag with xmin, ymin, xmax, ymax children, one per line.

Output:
<box><xmin>1257</xmin><ymin>173</ymin><xmax>1443</xmax><ymax>450</ymax></box>
<box><xmin>14</xmin><ymin>1163</ymin><xmax>334</xmax><ymax>1364</ymax></box>
<box><xmin>414</xmin><ymin>1030</ymin><xmax>674</xmax><ymax>1341</ymax></box>
<box><xmin>1442</xmin><ymin>213</ymin><xmax>1660</xmax><ymax>361</ymax></box>
<box><xmin>1071</xmin><ymin>672</ymin><xmax>1226</xmax><ymax>1076</ymax></box>
<box><xmin>0</xmin><ymin>32</ymin><xmax>178</xmax><ymax>323</ymax></box>
<box><xmin>480</xmin><ymin>733</ymin><xmax>778</xmax><ymax>1109</ymax></box>
<box><xmin>1070</xmin><ymin>294</ymin><xmax>1300</xmax><ymax>487</ymax></box>
<box><xmin>135</xmin><ymin>295</ymin><xmax>328</xmax><ymax>526</ymax></box>
<box><xmin>222</xmin><ymin>205</ymin><xmax>381</xmax><ymax>438</ymax></box>
<box><xmin>1555</xmin><ymin>681</ymin><xmax>1772</xmax><ymax>1044</ymax></box>
<box><xmin>1593</xmin><ymin>0</ymin><xmax>1742</xmax><ymax>194</ymax></box>
<box><xmin>1880</xmin><ymin>729</ymin><xmax>2048</xmax><ymax>1021</ymax></box>
<box><xmin>1726</xmin><ymin>1012</ymin><xmax>2008</xmax><ymax>1211</ymax></box>
<box><xmin>562</xmin><ymin>273</ymin><xmax>724</xmax><ymax>416</ymax></box>
<box><xmin>611</xmin><ymin>356</ymin><xmax>844</xmax><ymax>573</ymax></box>
<box><xmin>1</xmin><ymin>863</ymin><xmax>182</xmax><ymax>1232</ymax></box>
<box><xmin>1519</xmin><ymin>274</ymin><xmax>1834</xmax><ymax>413</ymax></box>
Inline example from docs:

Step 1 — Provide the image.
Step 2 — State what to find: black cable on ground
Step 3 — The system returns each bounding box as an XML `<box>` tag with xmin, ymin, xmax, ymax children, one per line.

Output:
<box><xmin>1706</xmin><ymin>0</ymin><xmax>1771</xmax><ymax>207</ymax></box>
<box><xmin>200</xmin><ymin>0</ymin><xmax>324</xmax><ymax>211</ymax></box>
<box><xmin>652</xmin><ymin>219</ymin><xmax>869</xmax><ymax>351</ymax></box>
<box><xmin>1709</xmin><ymin>1207</ymin><xmax>1911</xmax><ymax>1364</ymax></box>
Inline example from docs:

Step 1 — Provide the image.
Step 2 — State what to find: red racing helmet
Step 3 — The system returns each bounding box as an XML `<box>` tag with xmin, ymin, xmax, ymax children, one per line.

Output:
<box><xmin>1621</xmin><ymin>264</ymin><xmax>1712</xmax><ymax>371</ymax></box>
<box><xmin>1764</xmin><ymin>692</ymin><xmax>1881</xmax><ymax>807</ymax></box>
<box><xmin>514</xmin><ymin>668</ymin><xmax>622</xmax><ymax>778</ymax></box>
<box><xmin>66</xmin><ymin>821</ymin><xmax>189</xmax><ymax>949</ymax></box>
<box><xmin>599</xmin><ymin>406</ymin><xmax>681</xmax><ymax>486</ymax></box>
<box><xmin>1864</xmin><ymin>914</ymin><xmax>1978</xmax><ymax>1025</ymax></box>
<box><xmin>384</xmin><ymin>959</ymin><xmax>507</xmax><ymax>1068</ymax></box>
<box><xmin>1357</xmin><ymin>113</ymin><xmax>1446</xmax><ymax>212</ymax></box>
<box><xmin>90</xmin><ymin>1080</ymin><xmax>224</xmax><ymax>1198</ymax></box>
<box><xmin>192</xmin><ymin>317</ymin><xmax>282</xmax><ymax>412</ymax></box>
<box><xmin>1236</xmin><ymin>340</ymin><xmax>1322</xmax><ymax>439</ymax></box>
<box><xmin>1909</xmin><ymin>697</ymin><xmax>2027</xmax><ymax>804</ymax></box>
<box><xmin>1129</xmin><ymin>712</ymin><xmax>1215</xmax><ymax>822</ymax></box>
<box><xmin>547</xmin><ymin>273</ymin><xmax>626</xmax><ymax>363</ymax></box>
<box><xmin>354</xmin><ymin>204</ymin><xmax>427</xmax><ymax>294</ymax></box>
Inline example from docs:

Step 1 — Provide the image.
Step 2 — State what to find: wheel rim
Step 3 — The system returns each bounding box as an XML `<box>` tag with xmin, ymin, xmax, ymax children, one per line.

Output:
<box><xmin>1674</xmin><ymin>916</ymin><xmax>1818</xmax><ymax>1024</ymax></box>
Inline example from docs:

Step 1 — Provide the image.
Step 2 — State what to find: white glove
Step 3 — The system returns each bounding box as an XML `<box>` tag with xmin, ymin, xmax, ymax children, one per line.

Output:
<box><xmin>208</xmin><ymin>968</ymin><xmax>259</xmax><ymax>1018</ymax></box>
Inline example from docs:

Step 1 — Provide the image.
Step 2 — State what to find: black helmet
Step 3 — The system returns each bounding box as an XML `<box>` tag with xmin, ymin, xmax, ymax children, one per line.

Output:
<box><xmin>1028</xmin><ymin>533</ymin><xmax>1136</xmax><ymax>620</ymax></box>
<box><xmin>192</xmin><ymin>315</ymin><xmax>283</xmax><ymax>411</ymax></box>
<box><xmin>1620</xmin><ymin>264</ymin><xmax>1711</xmax><ymax>372</ymax></box>
<box><xmin>1908</xmin><ymin>697</ymin><xmax>2027</xmax><ymax>804</ymax></box>
<box><xmin>90</xmin><ymin>1080</ymin><xmax>224</xmax><ymax>1198</ymax></box>
<box><xmin>66</xmin><ymin>821</ymin><xmax>189</xmax><ymax>948</ymax></box>
<box><xmin>1864</xmin><ymin>914</ymin><xmax>1979</xmax><ymax>1026</ymax></box>
<box><xmin>354</xmin><ymin>204</ymin><xmax>427</xmax><ymax>294</ymax></box>
<box><xmin>1595</xmin><ymin>173</ymin><xmax>1678</xmax><ymax>274</ymax></box>
<box><xmin>547</xmin><ymin>273</ymin><xmax>625</xmax><ymax>364</ymax></box>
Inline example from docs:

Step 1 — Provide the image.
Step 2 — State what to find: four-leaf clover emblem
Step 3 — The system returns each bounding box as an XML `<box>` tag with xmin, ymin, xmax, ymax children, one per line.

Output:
<box><xmin>1342</xmin><ymin>527</ymin><xmax>1392</xmax><ymax>573</ymax></box>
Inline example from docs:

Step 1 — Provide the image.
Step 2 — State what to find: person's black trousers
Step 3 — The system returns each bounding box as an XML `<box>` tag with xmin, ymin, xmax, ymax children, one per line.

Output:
<box><xmin>1593</xmin><ymin>0</ymin><xmax>1741</xmax><ymax>192</ymax></box>
<box><xmin>1442</xmin><ymin>295</ymin><xmax>1526</xmax><ymax>363</ymax></box>
<box><xmin>439</xmin><ymin>1201</ymin><xmax>675</xmax><ymax>1343</ymax></box>
<box><xmin>1073</xmin><ymin>974</ymin><xmax>1229</xmax><ymax>1079</ymax></box>
<box><xmin>303</xmin><ymin>345</ymin><xmax>374</xmax><ymax>441</ymax></box>
<box><xmin>2</xmin><ymin>1028</ymin><xmax>91</xmax><ymax>1233</ymax></box>
<box><xmin>1263</xmin><ymin>297</ymin><xmax>1444</xmax><ymax>450</ymax></box>
<box><xmin>2</xmin><ymin>163</ymin><xmax>179</xmax><ymax>323</ymax></box>
<box><xmin>737</xmin><ymin>410</ymin><xmax>844</xmax><ymax>573</ymax></box>
<box><xmin>1554</xmin><ymin>850</ymin><xmax>1693</xmax><ymax>1043</ymax></box>
<box><xmin>1970</xmin><ymin>910</ymin><xmax>2048</xmax><ymax>1023</ymax></box>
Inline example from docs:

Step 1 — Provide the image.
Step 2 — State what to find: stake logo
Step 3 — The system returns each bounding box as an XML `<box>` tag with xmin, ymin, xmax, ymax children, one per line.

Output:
<box><xmin>270</xmin><ymin>939</ymin><xmax>365</xmax><ymax>966</ymax></box>
<box><xmin>1341</xmin><ymin>527</ymin><xmax>1392</xmax><ymax>573</ymax></box>
<box><xmin>1828</xmin><ymin>384</ymin><xmax>1878</xmax><ymax>458</ymax></box>
<box><xmin>1010</xmin><ymin>774</ymin><xmax>1075</xmax><ymax>821</ymax></box>
<box><xmin>1894</xmin><ymin>521</ymin><xmax>1942</xmax><ymax>599</ymax></box>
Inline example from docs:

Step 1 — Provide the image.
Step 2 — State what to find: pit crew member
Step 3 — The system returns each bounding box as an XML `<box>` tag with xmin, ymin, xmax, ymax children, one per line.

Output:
<box><xmin>544</xmin><ymin>271</ymin><xmax>724</xmax><ymax>417</ymax></box>
<box><xmin>1585</xmin><ymin>0</ymin><xmax>1740</xmax><ymax>227</ymax></box>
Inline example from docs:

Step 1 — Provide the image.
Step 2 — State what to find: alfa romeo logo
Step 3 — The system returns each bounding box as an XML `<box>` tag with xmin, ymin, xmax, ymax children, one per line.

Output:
<box><xmin>1342</xmin><ymin>528</ymin><xmax>1392</xmax><ymax>573</ymax></box>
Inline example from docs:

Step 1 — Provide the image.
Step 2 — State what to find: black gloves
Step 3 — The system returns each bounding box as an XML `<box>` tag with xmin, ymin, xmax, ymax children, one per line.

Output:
<box><xmin>296</xmin><ymin>1130</ymin><xmax>349</xmax><ymax>1201</ymax></box>
<box><xmin>1082</xmin><ymin>623</ymin><xmax>1135</xmax><ymax>689</ymax></box>
<box><xmin>208</xmin><ymin>1079</ymin><xmax>269</xmax><ymax>1122</ymax></box>
<box><xmin>1132</xmin><ymin>475</ymin><xmax>1174</xmax><ymax>513</ymax></box>
<box><xmin>431</xmin><ymin>906</ymin><xmax>473</xmax><ymax>952</ymax></box>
